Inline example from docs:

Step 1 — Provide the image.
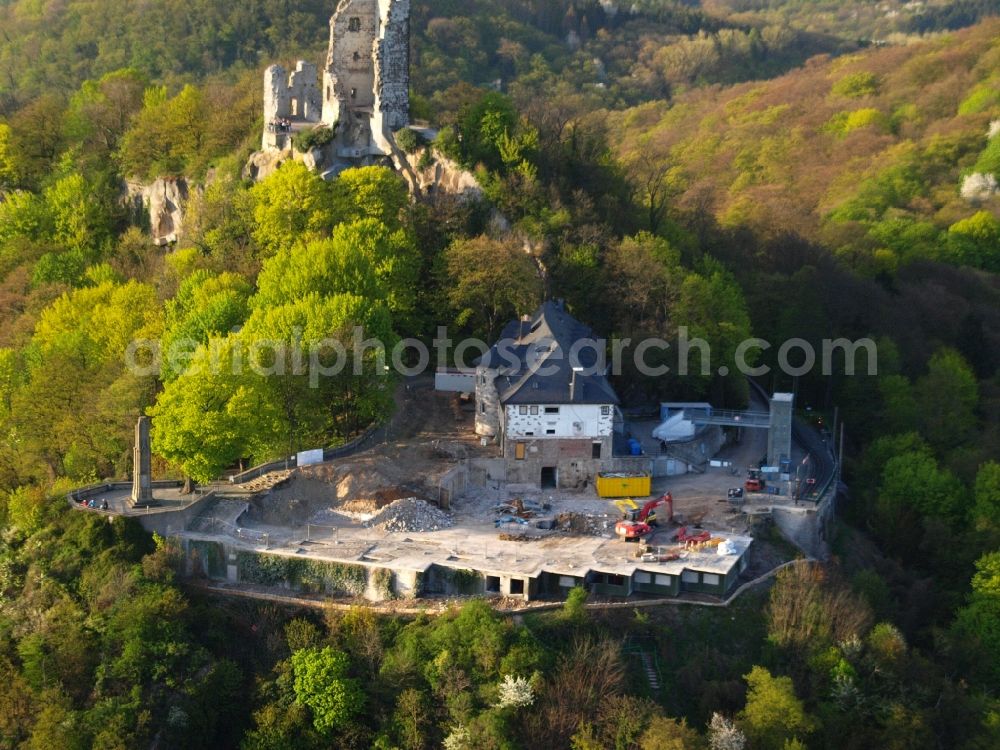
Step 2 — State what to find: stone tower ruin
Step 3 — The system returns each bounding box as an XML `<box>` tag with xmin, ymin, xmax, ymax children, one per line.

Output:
<box><xmin>261</xmin><ymin>0</ymin><xmax>409</xmax><ymax>160</ymax></box>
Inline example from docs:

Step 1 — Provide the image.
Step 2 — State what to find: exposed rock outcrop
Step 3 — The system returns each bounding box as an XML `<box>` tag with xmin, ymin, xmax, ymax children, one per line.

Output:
<box><xmin>396</xmin><ymin>148</ymin><xmax>482</xmax><ymax>201</ymax></box>
<box><xmin>124</xmin><ymin>177</ymin><xmax>198</xmax><ymax>246</ymax></box>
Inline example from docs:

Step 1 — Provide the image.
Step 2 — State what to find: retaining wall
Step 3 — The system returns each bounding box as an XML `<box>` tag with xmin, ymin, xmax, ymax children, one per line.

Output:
<box><xmin>68</xmin><ymin>481</ymin><xmax>217</xmax><ymax>536</ymax></box>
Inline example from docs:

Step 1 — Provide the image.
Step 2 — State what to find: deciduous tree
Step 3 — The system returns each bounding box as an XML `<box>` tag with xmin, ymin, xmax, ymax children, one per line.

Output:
<box><xmin>738</xmin><ymin>666</ymin><xmax>815</xmax><ymax>750</ymax></box>
<box><xmin>290</xmin><ymin>646</ymin><xmax>364</xmax><ymax>734</ymax></box>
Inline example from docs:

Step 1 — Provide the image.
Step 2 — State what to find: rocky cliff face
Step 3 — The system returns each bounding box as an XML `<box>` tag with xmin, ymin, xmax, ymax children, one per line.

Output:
<box><xmin>243</xmin><ymin>142</ymin><xmax>340</xmax><ymax>182</ymax></box>
<box><xmin>124</xmin><ymin>177</ymin><xmax>197</xmax><ymax>246</ymax></box>
<box><xmin>396</xmin><ymin>148</ymin><xmax>482</xmax><ymax>201</ymax></box>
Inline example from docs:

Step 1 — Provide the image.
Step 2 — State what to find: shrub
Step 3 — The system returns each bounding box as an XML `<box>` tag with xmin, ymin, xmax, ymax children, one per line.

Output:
<box><xmin>563</xmin><ymin>586</ymin><xmax>589</xmax><ymax>622</ymax></box>
<box><xmin>293</xmin><ymin>125</ymin><xmax>336</xmax><ymax>153</ymax></box>
<box><xmin>393</xmin><ymin>127</ymin><xmax>426</xmax><ymax>154</ymax></box>
<box><xmin>434</xmin><ymin>126</ymin><xmax>462</xmax><ymax>162</ymax></box>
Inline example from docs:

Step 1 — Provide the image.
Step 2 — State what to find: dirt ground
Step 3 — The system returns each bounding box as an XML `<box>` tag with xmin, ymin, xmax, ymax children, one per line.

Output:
<box><xmin>245</xmin><ymin>381</ymin><xmax>496</xmax><ymax>528</ymax></box>
<box><xmin>238</xmin><ymin>378</ymin><xmax>810</xmax><ymax>561</ymax></box>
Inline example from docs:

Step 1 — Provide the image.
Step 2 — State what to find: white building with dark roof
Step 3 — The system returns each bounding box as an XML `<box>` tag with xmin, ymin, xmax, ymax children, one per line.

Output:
<box><xmin>475</xmin><ymin>301</ymin><xmax>629</xmax><ymax>488</ymax></box>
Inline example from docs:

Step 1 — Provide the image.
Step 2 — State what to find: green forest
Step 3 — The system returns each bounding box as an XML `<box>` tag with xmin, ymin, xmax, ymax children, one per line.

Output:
<box><xmin>1</xmin><ymin>0</ymin><xmax>1000</xmax><ymax>747</ymax></box>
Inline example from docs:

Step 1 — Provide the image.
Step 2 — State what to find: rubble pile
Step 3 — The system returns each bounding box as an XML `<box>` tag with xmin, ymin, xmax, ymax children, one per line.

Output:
<box><xmin>364</xmin><ymin>497</ymin><xmax>454</xmax><ymax>533</ymax></box>
<box><xmin>556</xmin><ymin>512</ymin><xmax>615</xmax><ymax>536</ymax></box>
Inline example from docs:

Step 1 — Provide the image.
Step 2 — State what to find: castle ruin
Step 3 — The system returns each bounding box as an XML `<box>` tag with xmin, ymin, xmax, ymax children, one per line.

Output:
<box><xmin>261</xmin><ymin>0</ymin><xmax>409</xmax><ymax>162</ymax></box>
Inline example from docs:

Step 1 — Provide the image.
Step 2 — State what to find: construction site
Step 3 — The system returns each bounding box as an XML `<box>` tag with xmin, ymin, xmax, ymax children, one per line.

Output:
<box><xmin>72</xmin><ymin>373</ymin><xmax>837</xmax><ymax>606</ymax></box>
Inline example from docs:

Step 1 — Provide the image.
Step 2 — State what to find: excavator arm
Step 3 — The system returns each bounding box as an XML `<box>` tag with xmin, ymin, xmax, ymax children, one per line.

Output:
<box><xmin>638</xmin><ymin>493</ymin><xmax>673</xmax><ymax>524</ymax></box>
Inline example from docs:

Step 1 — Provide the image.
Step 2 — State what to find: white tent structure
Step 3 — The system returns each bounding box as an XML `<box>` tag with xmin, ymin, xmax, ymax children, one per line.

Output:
<box><xmin>651</xmin><ymin>402</ymin><xmax>712</xmax><ymax>443</ymax></box>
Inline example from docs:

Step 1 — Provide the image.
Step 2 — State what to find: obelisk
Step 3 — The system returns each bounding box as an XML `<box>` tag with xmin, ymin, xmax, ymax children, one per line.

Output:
<box><xmin>131</xmin><ymin>416</ymin><xmax>154</xmax><ymax>507</ymax></box>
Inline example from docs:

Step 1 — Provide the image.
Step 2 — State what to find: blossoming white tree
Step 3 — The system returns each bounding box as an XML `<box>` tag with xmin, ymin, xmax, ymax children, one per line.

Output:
<box><xmin>496</xmin><ymin>674</ymin><xmax>535</xmax><ymax>709</ymax></box>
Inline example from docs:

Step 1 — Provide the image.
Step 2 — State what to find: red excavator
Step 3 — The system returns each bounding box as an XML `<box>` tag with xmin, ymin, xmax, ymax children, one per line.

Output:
<box><xmin>745</xmin><ymin>468</ymin><xmax>766</xmax><ymax>493</ymax></box>
<box><xmin>614</xmin><ymin>493</ymin><xmax>674</xmax><ymax>541</ymax></box>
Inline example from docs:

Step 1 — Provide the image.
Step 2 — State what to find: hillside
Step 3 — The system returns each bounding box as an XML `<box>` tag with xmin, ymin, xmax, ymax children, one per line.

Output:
<box><xmin>1</xmin><ymin>4</ymin><xmax>1000</xmax><ymax>749</ymax></box>
<box><xmin>2</xmin><ymin>0</ymin><xmax>996</xmax><ymax>119</ymax></box>
<box><xmin>613</xmin><ymin>18</ymin><xmax>1000</xmax><ymax>273</ymax></box>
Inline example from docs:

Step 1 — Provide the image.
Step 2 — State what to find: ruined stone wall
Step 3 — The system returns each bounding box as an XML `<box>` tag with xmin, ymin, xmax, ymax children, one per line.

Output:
<box><xmin>321</xmin><ymin>0</ymin><xmax>408</xmax><ymax>158</ymax></box>
<box><xmin>255</xmin><ymin>0</ymin><xmax>409</xmax><ymax>169</ymax></box>
<box><xmin>372</xmin><ymin>0</ymin><xmax>410</xmax><ymax>152</ymax></box>
<box><xmin>263</xmin><ymin>65</ymin><xmax>291</xmax><ymax>122</ymax></box>
<box><xmin>262</xmin><ymin>61</ymin><xmax>322</xmax><ymax>150</ymax></box>
<box><xmin>475</xmin><ymin>367</ymin><xmax>501</xmax><ymax>437</ymax></box>
<box><xmin>322</xmin><ymin>0</ymin><xmax>378</xmax><ymax>119</ymax></box>
<box><xmin>322</xmin><ymin>0</ymin><xmax>378</xmax><ymax>156</ymax></box>
<box><xmin>502</xmin><ymin>437</ymin><xmax>619</xmax><ymax>488</ymax></box>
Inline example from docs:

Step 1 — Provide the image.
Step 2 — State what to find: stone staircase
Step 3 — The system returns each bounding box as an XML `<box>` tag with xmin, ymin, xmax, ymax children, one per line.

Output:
<box><xmin>639</xmin><ymin>652</ymin><xmax>661</xmax><ymax>691</ymax></box>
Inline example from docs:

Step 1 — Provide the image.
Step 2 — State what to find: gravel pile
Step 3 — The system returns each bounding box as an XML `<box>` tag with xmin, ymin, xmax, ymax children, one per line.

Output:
<box><xmin>364</xmin><ymin>497</ymin><xmax>454</xmax><ymax>533</ymax></box>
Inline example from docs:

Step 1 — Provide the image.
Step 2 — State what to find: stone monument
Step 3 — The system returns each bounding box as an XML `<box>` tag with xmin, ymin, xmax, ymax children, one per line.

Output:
<box><xmin>131</xmin><ymin>416</ymin><xmax>155</xmax><ymax>507</ymax></box>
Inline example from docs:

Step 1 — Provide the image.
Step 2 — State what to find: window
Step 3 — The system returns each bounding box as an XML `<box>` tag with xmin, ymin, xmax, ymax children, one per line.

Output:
<box><xmin>681</xmin><ymin>570</ymin><xmax>699</xmax><ymax>584</ymax></box>
<box><xmin>515</xmin><ymin>443</ymin><xmax>526</xmax><ymax>460</ymax></box>
<box><xmin>524</xmin><ymin>431</ymin><xmax>534</xmax><ymax>436</ymax></box>
<box><xmin>558</xmin><ymin>576</ymin><xmax>576</xmax><ymax>588</ymax></box>
<box><xmin>607</xmin><ymin>574</ymin><xmax>625</xmax><ymax>586</ymax></box>
<box><xmin>655</xmin><ymin>574</ymin><xmax>671</xmax><ymax>586</ymax></box>
<box><xmin>544</xmin><ymin>406</ymin><xmax>559</xmax><ymax>414</ymax></box>
<box><xmin>480</xmin><ymin>403</ymin><xmax>485</xmax><ymax>414</ymax></box>
<box><xmin>592</xmin><ymin>442</ymin><xmax>602</xmax><ymax>459</ymax></box>
<box><xmin>352</xmin><ymin>51</ymin><xmax>360</xmax><ymax>61</ymax></box>
<box><xmin>601</xmin><ymin>405</ymin><xmax>610</xmax><ymax>416</ymax></box>
<box><xmin>702</xmin><ymin>573</ymin><xmax>720</xmax><ymax>586</ymax></box>
<box><xmin>509</xmin><ymin>579</ymin><xmax>525</xmax><ymax>595</ymax></box>
<box><xmin>348</xmin><ymin>16</ymin><xmax>361</xmax><ymax>31</ymax></box>
<box><xmin>529</xmin><ymin>405</ymin><xmax>538</xmax><ymax>415</ymax></box>
<box><xmin>634</xmin><ymin>571</ymin><xmax>651</xmax><ymax>584</ymax></box>
<box><xmin>350</xmin><ymin>87</ymin><xmax>357</xmax><ymax>99</ymax></box>
<box><xmin>546</xmin><ymin>429</ymin><xmax>556</xmax><ymax>435</ymax></box>
<box><xmin>519</xmin><ymin>405</ymin><xmax>527</xmax><ymax>415</ymax></box>
<box><xmin>486</xmin><ymin>576</ymin><xmax>500</xmax><ymax>593</ymax></box>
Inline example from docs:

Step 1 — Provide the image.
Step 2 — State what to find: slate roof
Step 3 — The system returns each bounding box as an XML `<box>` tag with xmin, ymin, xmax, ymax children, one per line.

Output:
<box><xmin>480</xmin><ymin>301</ymin><xmax>619</xmax><ymax>406</ymax></box>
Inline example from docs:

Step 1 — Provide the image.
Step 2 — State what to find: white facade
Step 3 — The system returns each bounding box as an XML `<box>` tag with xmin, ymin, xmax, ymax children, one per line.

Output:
<box><xmin>503</xmin><ymin>403</ymin><xmax>614</xmax><ymax>440</ymax></box>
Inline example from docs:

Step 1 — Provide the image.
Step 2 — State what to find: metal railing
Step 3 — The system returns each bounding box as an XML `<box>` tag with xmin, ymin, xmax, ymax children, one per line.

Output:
<box><xmin>686</xmin><ymin>408</ymin><xmax>771</xmax><ymax>428</ymax></box>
